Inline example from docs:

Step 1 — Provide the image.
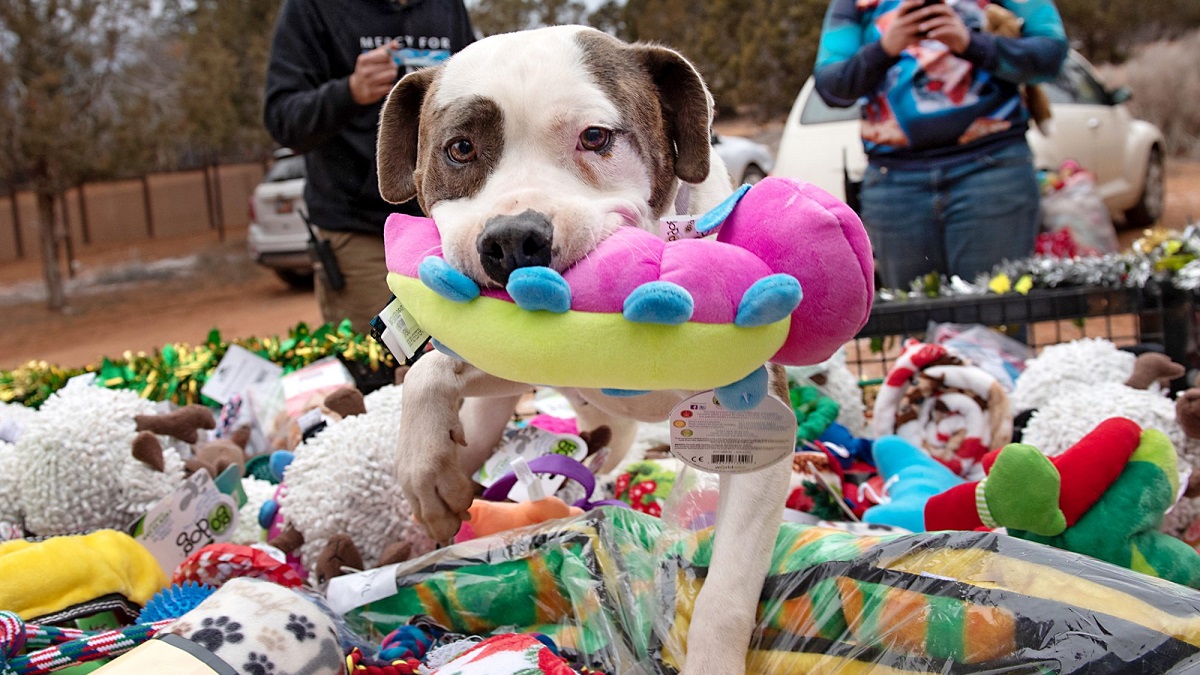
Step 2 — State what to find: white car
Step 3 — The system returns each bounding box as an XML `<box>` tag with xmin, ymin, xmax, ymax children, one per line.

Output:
<box><xmin>713</xmin><ymin>132</ymin><xmax>774</xmax><ymax>185</ymax></box>
<box><xmin>247</xmin><ymin>151</ymin><xmax>312</xmax><ymax>288</ymax></box>
<box><xmin>774</xmin><ymin>52</ymin><xmax>1166</xmax><ymax>228</ymax></box>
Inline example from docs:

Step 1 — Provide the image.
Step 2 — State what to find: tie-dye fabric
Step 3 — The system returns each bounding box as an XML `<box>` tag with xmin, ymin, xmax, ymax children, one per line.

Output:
<box><xmin>814</xmin><ymin>0</ymin><xmax>1067</xmax><ymax>167</ymax></box>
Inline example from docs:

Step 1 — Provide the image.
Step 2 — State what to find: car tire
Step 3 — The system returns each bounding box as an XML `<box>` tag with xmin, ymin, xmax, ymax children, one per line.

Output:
<box><xmin>741</xmin><ymin>164</ymin><xmax>768</xmax><ymax>185</ymax></box>
<box><xmin>1124</xmin><ymin>146</ymin><xmax>1165</xmax><ymax>229</ymax></box>
<box><xmin>275</xmin><ymin>269</ymin><xmax>315</xmax><ymax>290</ymax></box>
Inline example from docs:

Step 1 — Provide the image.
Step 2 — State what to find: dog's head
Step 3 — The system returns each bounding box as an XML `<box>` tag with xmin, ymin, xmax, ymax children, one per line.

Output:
<box><xmin>377</xmin><ymin>25</ymin><xmax>716</xmax><ymax>286</ymax></box>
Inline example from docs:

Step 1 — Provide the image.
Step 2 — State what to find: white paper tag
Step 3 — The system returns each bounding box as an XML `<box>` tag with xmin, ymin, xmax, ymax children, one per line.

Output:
<box><xmin>325</xmin><ymin>563</ymin><xmax>401</xmax><ymax>615</ymax></box>
<box><xmin>201</xmin><ymin>345</ymin><xmax>284</xmax><ymax>405</ymax></box>
<box><xmin>510</xmin><ymin>456</ymin><xmax>545</xmax><ymax>501</ymax></box>
<box><xmin>668</xmin><ymin>391</ymin><xmax>796</xmax><ymax>474</ymax></box>
<box><xmin>474</xmin><ymin>426</ymin><xmax>588</xmax><ymax>502</ymax></box>
<box><xmin>377</xmin><ymin>296</ymin><xmax>431</xmax><ymax>360</ymax></box>
<box><xmin>658</xmin><ymin>215</ymin><xmax>700</xmax><ymax>242</ymax></box>
<box><xmin>129</xmin><ymin>470</ymin><xmax>239</xmax><ymax>573</ymax></box>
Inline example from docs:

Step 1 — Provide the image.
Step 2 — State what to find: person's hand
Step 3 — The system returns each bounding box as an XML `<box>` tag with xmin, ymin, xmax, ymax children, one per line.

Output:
<box><xmin>917</xmin><ymin>3</ymin><xmax>971</xmax><ymax>54</ymax></box>
<box><xmin>349</xmin><ymin>41</ymin><xmax>399</xmax><ymax>105</ymax></box>
<box><xmin>879</xmin><ymin>0</ymin><xmax>928</xmax><ymax>56</ymax></box>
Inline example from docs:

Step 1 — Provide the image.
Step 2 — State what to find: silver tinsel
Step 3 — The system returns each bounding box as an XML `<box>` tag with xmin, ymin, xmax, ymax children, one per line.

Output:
<box><xmin>877</xmin><ymin>223</ymin><xmax>1200</xmax><ymax>302</ymax></box>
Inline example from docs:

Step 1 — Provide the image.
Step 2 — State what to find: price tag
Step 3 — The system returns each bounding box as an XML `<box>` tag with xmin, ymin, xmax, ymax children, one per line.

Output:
<box><xmin>474</xmin><ymin>425</ymin><xmax>588</xmax><ymax>502</ymax></box>
<box><xmin>129</xmin><ymin>470</ymin><xmax>239</xmax><ymax>573</ymax></box>
<box><xmin>668</xmin><ymin>390</ymin><xmax>796</xmax><ymax>474</ymax></box>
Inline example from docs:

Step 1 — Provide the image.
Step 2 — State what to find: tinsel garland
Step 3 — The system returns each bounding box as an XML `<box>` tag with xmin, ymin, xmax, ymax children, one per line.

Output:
<box><xmin>878</xmin><ymin>225</ymin><xmax>1200</xmax><ymax>302</ymax></box>
<box><xmin>0</xmin><ymin>320</ymin><xmax>394</xmax><ymax>409</ymax></box>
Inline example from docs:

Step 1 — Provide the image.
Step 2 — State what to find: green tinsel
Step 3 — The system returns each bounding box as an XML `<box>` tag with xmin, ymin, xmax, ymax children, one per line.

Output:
<box><xmin>0</xmin><ymin>320</ymin><xmax>395</xmax><ymax>409</ymax></box>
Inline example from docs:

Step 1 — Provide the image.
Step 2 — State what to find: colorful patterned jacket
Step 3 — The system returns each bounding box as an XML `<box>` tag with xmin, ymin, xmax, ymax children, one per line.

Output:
<box><xmin>814</xmin><ymin>0</ymin><xmax>1068</xmax><ymax>168</ymax></box>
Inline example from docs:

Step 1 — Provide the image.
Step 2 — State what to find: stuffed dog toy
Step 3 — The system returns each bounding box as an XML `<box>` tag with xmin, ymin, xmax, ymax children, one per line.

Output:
<box><xmin>376</xmin><ymin>25</ymin><xmax>872</xmax><ymax>675</ymax></box>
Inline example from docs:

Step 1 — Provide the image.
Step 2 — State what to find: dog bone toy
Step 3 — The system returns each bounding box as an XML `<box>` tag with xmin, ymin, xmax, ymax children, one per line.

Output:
<box><xmin>384</xmin><ymin>177</ymin><xmax>873</xmax><ymax>405</ymax></box>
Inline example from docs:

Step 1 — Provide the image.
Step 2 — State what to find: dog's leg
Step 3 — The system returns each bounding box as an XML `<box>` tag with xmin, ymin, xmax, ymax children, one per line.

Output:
<box><xmin>396</xmin><ymin>352</ymin><xmax>534</xmax><ymax>542</ymax></box>
<box><xmin>680</xmin><ymin>365</ymin><xmax>791</xmax><ymax>675</ymax></box>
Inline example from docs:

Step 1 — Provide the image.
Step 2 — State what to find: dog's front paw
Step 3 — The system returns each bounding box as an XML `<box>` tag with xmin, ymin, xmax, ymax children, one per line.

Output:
<box><xmin>396</xmin><ymin>420</ymin><xmax>476</xmax><ymax>543</ymax></box>
<box><xmin>402</xmin><ymin>458</ymin><xmax>475</xmax><ymax>542</ymax></box>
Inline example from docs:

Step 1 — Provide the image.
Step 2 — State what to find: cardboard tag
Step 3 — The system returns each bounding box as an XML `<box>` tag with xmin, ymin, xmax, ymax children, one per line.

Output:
<box><xmin>129</xmin><ymin>470</ymin><xmax>239</xmax><ymax>573</ymax></box>
<box><xmin>326</xmin><ymin>563</ymin><xmax>401</xmax><ymax>614</ymax></box>
<box><xmin>668</xmin><ymin>391</ymin><xmax>796</xmax><ymax>474</ymax></box>
<box><xmin>474</xmin><ymin>426</ymin><xmax>588</xmax><ymax>502</ymax></box>
<box><xmin>280</xmin><ymin>357</ymin><xmax>354</xmax><ymax>418</ymax></box>
<box><xmin>201</xmin><ymin>345</ymin><xmax>283</xmax><ymax>405</ymax></box>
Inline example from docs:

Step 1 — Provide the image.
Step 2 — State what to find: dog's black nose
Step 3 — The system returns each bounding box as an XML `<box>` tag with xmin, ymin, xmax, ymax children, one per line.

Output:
<box><xmin>476</xmin><ymin>210</ymin><xmax>554</xmax><ymax>285</ymax></box>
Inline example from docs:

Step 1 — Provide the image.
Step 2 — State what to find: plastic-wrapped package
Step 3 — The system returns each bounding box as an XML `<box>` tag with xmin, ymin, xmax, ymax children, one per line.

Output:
<box><xmin>1040</xmin><ymin>164</ymin><xmax>1119</xmax><ymax>254</ymax></box>
<box><xmin>341</xmin><ymin>501</ymin><xmax>1200</xmax><ymax>674</ymax></box>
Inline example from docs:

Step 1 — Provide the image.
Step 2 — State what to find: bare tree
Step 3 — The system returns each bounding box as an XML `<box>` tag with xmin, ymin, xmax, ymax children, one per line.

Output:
<box><xmin>0</xmin><ymin>0</ymin><xmax>154</xmax><ymax>309</ymax></box>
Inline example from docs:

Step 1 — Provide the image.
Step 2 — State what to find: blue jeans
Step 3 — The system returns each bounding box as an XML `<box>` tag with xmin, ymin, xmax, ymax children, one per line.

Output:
<box><xmin>860</xmin><ymin>142</ymin><xmax>1041</xmax><ymax>290</ymax></box>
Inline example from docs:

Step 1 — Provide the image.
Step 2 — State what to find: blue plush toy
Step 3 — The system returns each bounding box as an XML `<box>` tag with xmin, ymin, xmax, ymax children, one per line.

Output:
<box><xmin>861</xmin><ymin>436</ymin><xmax>964</xmax><ymax>532</ymax></box>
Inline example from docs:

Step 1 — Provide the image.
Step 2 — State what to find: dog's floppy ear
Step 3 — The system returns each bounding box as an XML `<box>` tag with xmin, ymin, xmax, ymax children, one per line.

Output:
<box><xmin>632</xmin><ymin>45</ymin><xmax>713</xmax><ymax>184</ymax></box>
<box><xmin>378</xmin><ymin>66</ymin><xmax>441</xmax><ymax>204</ymax></box>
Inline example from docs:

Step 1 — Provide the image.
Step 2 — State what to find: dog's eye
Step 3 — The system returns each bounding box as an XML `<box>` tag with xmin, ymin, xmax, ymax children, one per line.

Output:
<box><xmin>446</xmin><ymin>138</ymin><xmax>477</xmax><ymax>164</ymax></box>
<box><xmin>579</xmin><ymin>127</ymin><xmax>613</xmax><ymax>153</ymax></box>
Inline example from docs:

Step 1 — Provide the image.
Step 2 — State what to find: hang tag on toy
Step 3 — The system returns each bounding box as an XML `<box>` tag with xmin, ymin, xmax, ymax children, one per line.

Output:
<box><xmin>201</xmin><ymin>344</ymin><xmax>284</xmax><ymax>406</ymax></box>
<box><xmin>668</xmin><ymin>390</ymin><xmax>796</xmax><ymax>474</ymax></box>
<box><xmin>657</xmin><ymin>184</ymin><xmax>751</xmax><ymax>241</ymax></box>
<box><xmin>373</xmin><ymin>296</ymin><xmax>431</xmax><ymax>364</ymax></box>
<box><xmin>129</xmin><ymin>470</ymin><xmax>239</xmax><ymax>574</ymax></box>
<box><xmin>475</xmin><ymin>425</ymin><xmax>588</xmax><ymax>502</ymax></box>
<box><xmin>326</xmin><ymin>563</ymin><xmax>401</xmax><ymax>615</ymax></box>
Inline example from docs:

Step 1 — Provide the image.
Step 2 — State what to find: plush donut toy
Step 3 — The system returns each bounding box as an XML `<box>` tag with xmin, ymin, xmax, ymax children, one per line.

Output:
<box><xmin>384</xmin><ymin>177</ymin><xmax>873</xmax><ymax>405</ymax></box>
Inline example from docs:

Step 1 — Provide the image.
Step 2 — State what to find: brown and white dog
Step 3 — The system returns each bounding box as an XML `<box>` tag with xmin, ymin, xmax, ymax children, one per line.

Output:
<box><xmin>377</xmin><ymin>25</ymin><xmax>791</xmax><ymax>675</ymax></box>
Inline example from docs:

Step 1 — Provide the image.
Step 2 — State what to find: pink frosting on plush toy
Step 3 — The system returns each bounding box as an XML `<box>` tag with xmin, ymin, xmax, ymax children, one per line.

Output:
<box><xmin>384</xmin><ymin>177</ymin><xmax>874</xmax><ymax>367</ymax></box>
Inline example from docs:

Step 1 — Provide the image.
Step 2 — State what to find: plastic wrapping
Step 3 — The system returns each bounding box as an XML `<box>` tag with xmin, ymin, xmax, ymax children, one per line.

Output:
<box><xmin>342</xmin><ymin>484</ymin><xmax>1200</xmax><ymax>674</ymax></box>
<box><xmin>1040</xmin><ymin>167</ymin><xmax>1119</xmax><ymax>255</ymax></box>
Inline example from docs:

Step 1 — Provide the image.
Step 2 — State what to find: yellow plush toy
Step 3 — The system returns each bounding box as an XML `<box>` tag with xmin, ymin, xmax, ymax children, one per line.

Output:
<box><xmin>0</xmin><ymin>530</ymin><xmax>167</xmax><ymax>621</ymax></box>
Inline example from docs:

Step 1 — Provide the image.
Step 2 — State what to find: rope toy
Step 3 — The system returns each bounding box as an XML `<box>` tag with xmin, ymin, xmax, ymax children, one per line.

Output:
<box><xmin>0</xmin><ymin>611</ymin><xmax>175</xmax><ymax>675</ymax></box>
<box><xmin>789</xmin><ymin>384</ymin><xmax>839</xmax><ymax>443</ymax></box>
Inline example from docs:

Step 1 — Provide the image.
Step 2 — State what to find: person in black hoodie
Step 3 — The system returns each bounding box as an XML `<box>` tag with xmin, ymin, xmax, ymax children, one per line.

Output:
<box><xmin>264</xmin><ymin>0</ymin><xmax>475</xmax><ymax>333</ymax></box>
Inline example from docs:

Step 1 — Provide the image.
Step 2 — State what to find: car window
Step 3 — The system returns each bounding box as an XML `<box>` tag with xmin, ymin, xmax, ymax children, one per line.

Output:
<box><xmin>264</xmin><ymin>155</ymin><xmax>306</xmax><ymax>182</ymax></box>
<box><xmin>800</xmin><ymin>89</ymin><xmax>861</xmax><ymax>125</ymax></box>
<box><xmin>1043</xmin><ymin>57</ymin><xmax>1108</xmax><ymax>105</ymax></box>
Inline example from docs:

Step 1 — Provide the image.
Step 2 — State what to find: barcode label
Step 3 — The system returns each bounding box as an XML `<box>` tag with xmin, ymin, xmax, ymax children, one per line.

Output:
<box><xmin>711</xmin><ymin>453</ymin><xmax>754</xmax><ymax>465</ymax></box>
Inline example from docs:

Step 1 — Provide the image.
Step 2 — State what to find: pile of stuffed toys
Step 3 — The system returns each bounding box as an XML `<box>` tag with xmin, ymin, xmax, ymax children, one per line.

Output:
<box><xmin>5</xmin><ymin>176</ymin><xmax>1200</xmax><ymax>672</ymax></box>
<box><xmin>6</xmin><ymin>332</ymin><xmax>1200</xmax><ymax>673</ymax></box>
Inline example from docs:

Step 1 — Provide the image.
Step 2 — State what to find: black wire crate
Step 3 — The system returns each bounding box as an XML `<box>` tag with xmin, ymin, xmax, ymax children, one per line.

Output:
<box><xmin>845</xmin><ymin>282</ymin><xmax>1189</xmax><ymax>387</ymax></box>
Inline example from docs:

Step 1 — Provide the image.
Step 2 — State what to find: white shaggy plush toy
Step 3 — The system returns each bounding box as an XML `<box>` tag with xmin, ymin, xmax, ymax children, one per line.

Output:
<box><xmin>233</xmin><ymin>475</ymin><xmax>276</xmax><ymax>545</ymax></box>
<box><xmin>271</xmin><ymin>385</ymin><xmax>435</xmax><ymax>584</ymax></box>
<box><xmin>1011</xmin><ymin>338</ymin><xmax>1139</xmax><ymax>412</ymax></box>
<box><xmin>10</xmin><ymin>386</ymin><xmax>197</xmax><ymax>537</ymax></box>
<box><xmin>786</xmin><ymin>347</ymin><xmax>869</xmax><ymax>436</ymax></box>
